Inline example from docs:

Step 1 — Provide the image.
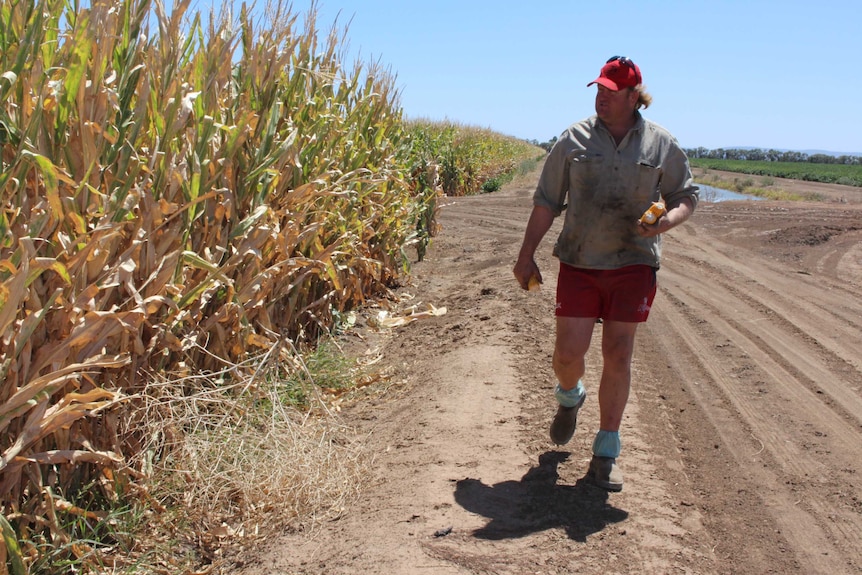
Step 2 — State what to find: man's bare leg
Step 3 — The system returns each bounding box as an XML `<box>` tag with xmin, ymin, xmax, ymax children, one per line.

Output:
<box><xmin>588</xmin><ymin>319</ymin><xmax>639</xmax><ymax>491</ymax></box>
<box><xmin>549</xmin><ymin>317</ymin><xmax>595</xmax><ymax>444</ymax></box>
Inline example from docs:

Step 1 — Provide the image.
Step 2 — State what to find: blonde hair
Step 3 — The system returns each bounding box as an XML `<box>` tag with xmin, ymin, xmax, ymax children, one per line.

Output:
<box><xmin>634</xmin><ymin>85</ymin><xmax>652</xmax><ymax>109</ymax></box>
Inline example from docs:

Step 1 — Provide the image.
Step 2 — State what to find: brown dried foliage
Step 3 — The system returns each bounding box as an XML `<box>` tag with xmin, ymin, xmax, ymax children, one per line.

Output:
<box><xmin>0</xmin><ymin>0</ymin><xmax>434</xmax><ymax>569</ymax></box>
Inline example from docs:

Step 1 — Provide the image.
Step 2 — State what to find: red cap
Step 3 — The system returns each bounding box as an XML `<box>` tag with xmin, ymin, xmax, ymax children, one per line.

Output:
<box><xmin>587</xmin><ymin>57</ymin><xmax>642</xmax><ymax>91</ymax></box>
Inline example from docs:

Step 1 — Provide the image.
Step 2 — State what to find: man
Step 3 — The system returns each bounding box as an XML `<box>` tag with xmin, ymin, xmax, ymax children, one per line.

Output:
<box><xmin>512</xmin><ymin>56</ymin><xmax>698</xmax><ymax>492</ymax></box>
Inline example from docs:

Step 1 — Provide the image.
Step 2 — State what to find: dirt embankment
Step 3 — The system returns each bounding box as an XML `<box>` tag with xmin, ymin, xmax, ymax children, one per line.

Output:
<box><xmin>235</xmin><ymin>168</ymin><xmax>862</xmax><ymax>575</ymax></box>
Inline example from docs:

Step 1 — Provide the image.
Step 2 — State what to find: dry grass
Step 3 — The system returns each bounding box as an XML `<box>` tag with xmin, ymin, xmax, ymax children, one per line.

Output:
<box><xmin>138</xmin><ymin>350</ymin><xmax>365</xmax><ymax>524</ymax></box>
<box><xmin>122</xmin><ymin>344</ymin><xmax>369</xmax><ymax>571</ymax></box>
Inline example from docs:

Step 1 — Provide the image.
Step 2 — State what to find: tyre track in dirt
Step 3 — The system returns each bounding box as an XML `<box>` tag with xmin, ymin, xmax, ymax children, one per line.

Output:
<box><xmin>662</xmin><ymin>245</ymin><xmax>862</xmax><ymax>429</ymax></box>
<box><xmin>646</xmin><ymin>203</ymin><xmax>862</xmax><ymax>575</ymax></box>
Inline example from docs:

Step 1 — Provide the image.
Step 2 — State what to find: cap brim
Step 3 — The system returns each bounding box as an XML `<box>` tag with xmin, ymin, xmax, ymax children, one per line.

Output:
<box><xmin>587</xmin><ymin>77</ymin><xmax>622</xmax><ymax>91</ymax></box>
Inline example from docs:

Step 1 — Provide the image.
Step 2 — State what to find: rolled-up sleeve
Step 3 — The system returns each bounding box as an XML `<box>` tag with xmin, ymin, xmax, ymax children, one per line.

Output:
<box><xmin>533</xmin><ymin>136</ymin><xmax>572</xmax><ymax>216</ymax></box>
<box><xmin>660</xmin><ymin>141</ymin><xmax>699</xmax><ymax>210</ymax></box>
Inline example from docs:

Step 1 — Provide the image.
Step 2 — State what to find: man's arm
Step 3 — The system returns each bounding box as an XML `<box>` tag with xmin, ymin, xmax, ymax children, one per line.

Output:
<box><xmin>636</xmin><ymin>196</ymin><xmax>694</xmax><ymax>237</ymax></box>
<box><xmin>513</xmin><ymin>205</ymin><xmax>556</xmax><ymax>290</ymax></box>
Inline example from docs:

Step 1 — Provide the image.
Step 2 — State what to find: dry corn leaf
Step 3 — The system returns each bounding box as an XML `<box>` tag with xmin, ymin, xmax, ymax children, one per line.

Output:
<box><xmin>246</xmin><ymin>332</ymin><xmax>273</xmax><ymax>349</ymax></box>
<box><xmin>22</xmin><ymin>449</ymin><xmax>123</xmax><ymax>467</ymax></box>
<box><xmin>0</xmin><ymin>355</ymin><xmax>127</xmax><ymax>433</ymax></box>
<box><xmin>1</xmin><ymin>388</ymin><xmax>123</xmax><ymax>469</ymax></box>
<box><xmin>375</xmin><ymin>303</ymin><xmax>447</xmax><ymax>328</ymax></box>
<box><xmin>55</xmin><ymin>497</ymin><xmax>107</xmax><ymax>521</ymax></box>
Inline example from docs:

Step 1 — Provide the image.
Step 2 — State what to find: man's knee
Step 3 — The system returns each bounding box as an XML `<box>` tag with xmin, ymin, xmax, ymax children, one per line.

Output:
<box><xmin>602</xmin><ymin>328</ymin><xmax>636</xmax><ymax>364</ymax></box>
<box><xmin>553</xmin><ymin>345</ymin><xmax>586</xmax><ymax>369</ymax></box>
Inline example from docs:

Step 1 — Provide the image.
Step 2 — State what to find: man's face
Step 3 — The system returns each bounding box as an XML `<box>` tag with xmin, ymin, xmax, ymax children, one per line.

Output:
<box><xmin>595</xmin><ymin>85</ymin><xmax>637</xmax><ymax>125</ymax></box>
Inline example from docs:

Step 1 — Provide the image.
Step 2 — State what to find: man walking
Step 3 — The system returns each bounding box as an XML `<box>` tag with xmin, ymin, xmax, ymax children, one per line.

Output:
<box><xmin>513</xmin><ymin>56</ymin><xmax>699</xmax><ymax>491</ymax></box>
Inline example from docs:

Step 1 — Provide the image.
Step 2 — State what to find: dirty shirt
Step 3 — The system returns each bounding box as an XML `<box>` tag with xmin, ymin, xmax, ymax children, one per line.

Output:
<box><xmin>534</xmin><ymin>112</ymin><xmax>699</xmax><ymax>270</ymax></box>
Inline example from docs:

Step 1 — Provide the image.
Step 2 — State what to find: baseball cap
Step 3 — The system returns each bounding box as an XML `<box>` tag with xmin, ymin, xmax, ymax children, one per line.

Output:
<box><xmin>587</xmin><ymin>56</ymin><xmax>642</xmax><ymax>91</ymax></box>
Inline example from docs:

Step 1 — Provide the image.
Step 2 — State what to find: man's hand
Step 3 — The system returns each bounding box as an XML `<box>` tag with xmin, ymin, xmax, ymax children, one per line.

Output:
<box><xmin>514</xmin><ymin>205</ymin><xmax>555</xmax><ymax>290</ymax></box>
<box><xmin>636</xmin><ymin>217</ymin><xmax>665</xmax><ymax>238</ymax></box>
<box><xmin>513</xmin><ymin>256</ymin><xmax>542</xmax><ymax>291</ymax></box>
<box><xmin>636</xmin><ymin>197</ymin><xmax>695</xmax><ymax>238</ymax></box>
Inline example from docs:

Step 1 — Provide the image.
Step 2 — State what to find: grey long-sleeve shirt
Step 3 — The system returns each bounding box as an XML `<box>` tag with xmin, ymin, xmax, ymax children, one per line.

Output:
<box><xmin>534</xmin><ymin>112</ymin><xmax>699</xmax><ymax>270</ymax></box>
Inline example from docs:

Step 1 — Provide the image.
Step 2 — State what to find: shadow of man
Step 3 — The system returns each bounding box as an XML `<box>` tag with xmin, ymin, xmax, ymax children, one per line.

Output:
<box><xmin>454</xmin><ymin>451</ymin><xmax>627</xmax><ymax>542</ymax></box>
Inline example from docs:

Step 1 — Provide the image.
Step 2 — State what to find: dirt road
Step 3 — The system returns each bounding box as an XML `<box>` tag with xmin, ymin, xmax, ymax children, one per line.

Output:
<box><xmin>238</xmin><ymin>166</ymin><xmax>862</xmax><ymax>574</ymax></box>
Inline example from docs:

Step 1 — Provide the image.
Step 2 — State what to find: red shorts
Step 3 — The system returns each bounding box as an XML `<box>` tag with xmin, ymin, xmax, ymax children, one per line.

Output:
<box><xmin>555</xmin><ymin>263</ymin><xmax>657</xmax><ymax>322</ymax></box>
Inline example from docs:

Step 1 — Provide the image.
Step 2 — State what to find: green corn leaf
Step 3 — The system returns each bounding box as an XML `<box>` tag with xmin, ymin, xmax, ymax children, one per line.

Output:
<box><xmin>20</xmin><ymin>150</ymin><xmax>62</xmax><ymax>219</ymax></box>
<box><xmin>229</xmin><ymin>204</ymin><xmax>269</xmax><ymax>240</ymax></box>
<box><xmin>0</xmin><ymin>513</ymin><xmax>26</xmax><ymax>575</ymax></box>
<box><xmin>175</xmin><ymin>250</ymin><xmax>234</xmax><ymax>309</ymax></box>
<box><xmin>0</xmin><ymin>209</ymin><xmax>12</xmax><ymax>250</ymax></box>
<box><xmin>57</xmin><ymin>14</ymin><xmax>92</xmax><ymax>133</ymax></box>
<box><xmin>0</xmin><ymin>70</ymin><xmax>17</xmax><ymax>103</ymax></box>
<box><xmin>27</xmin><ymin>258</ymin><xmax>71</xmax><ymax>287</ymax></box>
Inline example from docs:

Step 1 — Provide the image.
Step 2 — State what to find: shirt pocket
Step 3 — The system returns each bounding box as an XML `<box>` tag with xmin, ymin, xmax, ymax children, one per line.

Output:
<box><xmin>634</xmin><ymin>161</ymin><xmax>663</xmax><ymax>204</ymax></box>
<box><xmin>567</xmin><ymin>154</ymin><xmax>605</xmax><ymax>199</ymax></box>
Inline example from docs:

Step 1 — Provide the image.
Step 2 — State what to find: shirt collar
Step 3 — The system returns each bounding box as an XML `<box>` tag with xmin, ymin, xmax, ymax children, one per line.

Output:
<box><xmin>593</xmin><ymin>110</ymin><xmax>644</xmax><ymax>135</ymax></box>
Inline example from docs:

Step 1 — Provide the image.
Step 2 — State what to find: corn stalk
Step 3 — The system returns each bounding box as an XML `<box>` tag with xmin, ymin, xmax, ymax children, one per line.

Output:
<box><xmin>0</xmin><ymin>0</ymin><xmax>431</xmax><ymax>568</ymax></box>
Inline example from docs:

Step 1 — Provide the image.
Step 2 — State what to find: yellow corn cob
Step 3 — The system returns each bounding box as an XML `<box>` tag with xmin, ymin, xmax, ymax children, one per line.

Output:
<box><xmin>639</xmin><ymin>202</ymin><xmax>666</xmax><ymax>224</ymax></box>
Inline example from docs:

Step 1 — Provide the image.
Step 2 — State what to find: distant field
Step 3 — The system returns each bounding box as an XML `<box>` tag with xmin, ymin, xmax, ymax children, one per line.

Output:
<box><xmin>690</xmin><ymin>159</ymin><xmax>862</xmax><ymax>187</ymax></box>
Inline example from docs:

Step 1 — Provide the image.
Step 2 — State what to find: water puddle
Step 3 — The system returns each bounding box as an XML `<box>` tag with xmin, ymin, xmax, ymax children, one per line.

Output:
<box><xmin>697</xmin><ymin>183</ymin><xmax>764</xmax><ymax>202</ymax></box>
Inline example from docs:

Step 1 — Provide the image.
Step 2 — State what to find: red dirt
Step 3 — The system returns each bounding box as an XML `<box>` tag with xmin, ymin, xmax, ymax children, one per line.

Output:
<box><xmin>234</xmin><ymin>164</ymin><xmax>862</xmax><ymax>575</ymax></box>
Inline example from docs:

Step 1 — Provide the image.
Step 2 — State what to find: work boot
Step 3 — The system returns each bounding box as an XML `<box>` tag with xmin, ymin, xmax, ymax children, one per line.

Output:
<box><xmin>549</xmin><ymin>393</ymin><xmax>585</xmax><ymax>445</ymax></box>
<box><xmin>587</xmin><ymin>455</ymin><xmax>623</xmax><ymax>492</ymax></box>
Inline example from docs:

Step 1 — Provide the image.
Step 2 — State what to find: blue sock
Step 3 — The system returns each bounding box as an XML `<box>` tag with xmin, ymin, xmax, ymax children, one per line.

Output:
<box><xmin>592</xmin><ymin>430</ymin><xmax>621</xmax><ymax>458</ymax></box>
<box><xmin>554</xmin><ymin>380</ymin><xmax>585</xmax><ymax>408</ymax></box>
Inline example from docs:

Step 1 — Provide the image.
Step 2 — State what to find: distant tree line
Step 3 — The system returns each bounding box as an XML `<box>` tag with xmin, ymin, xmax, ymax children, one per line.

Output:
<box><xmin>684</xmin><ymin>147</ymin><xmax>862</xmax><ymax>165</ymax></box>
<box><xmin>523</xmin><ymin>141</ymin><xmax>862</xmax><ymax>165</ymax></box>
<box><xmin>527</xmin><ymin>136</ymin><xmax>557</xmax><ymax>152</ymax></box>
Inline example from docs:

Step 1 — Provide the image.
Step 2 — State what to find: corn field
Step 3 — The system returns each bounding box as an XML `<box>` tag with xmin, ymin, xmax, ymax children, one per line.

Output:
<box><xmin>406</xmin><ymin>119</ymin><xmax>542</xmax><ymax>196</ymax></box>
<box><xmin>0</xmin><ymin>0</ymin><xmax>542</xmax><ymax>570</ymax></box>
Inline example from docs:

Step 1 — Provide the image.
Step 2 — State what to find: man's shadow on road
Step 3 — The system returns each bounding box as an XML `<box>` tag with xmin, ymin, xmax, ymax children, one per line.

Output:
<box><xmin>453</xmin><ymin>451</ymin><xmax>627</xmax><ymax>542</ymax></box>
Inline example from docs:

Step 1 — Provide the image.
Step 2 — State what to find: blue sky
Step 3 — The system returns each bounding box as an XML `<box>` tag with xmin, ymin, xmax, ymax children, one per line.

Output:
<box><xmin>256</xmin><ymin>0</ymin><xmax>860</xmax><ymax>153</ymax></box>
